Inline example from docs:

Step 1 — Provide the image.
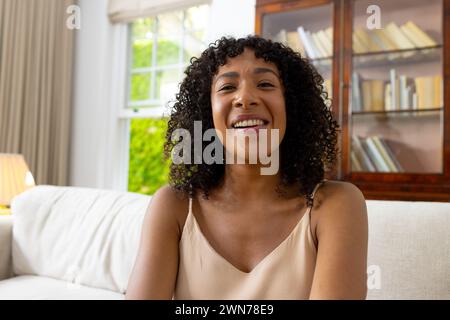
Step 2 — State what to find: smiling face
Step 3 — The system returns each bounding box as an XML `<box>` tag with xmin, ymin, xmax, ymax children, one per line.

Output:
<box><xmin>210</xmin><ymin>48</ymin><xmax>286</xmax><ymax>163</ymax></box>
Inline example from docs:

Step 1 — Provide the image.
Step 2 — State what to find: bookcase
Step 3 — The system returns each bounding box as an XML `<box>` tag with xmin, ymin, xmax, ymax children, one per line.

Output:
<box><xmin>256</xmin><ymin>0</ymin><xmax>450</xmax><ymax>201</ymax></box>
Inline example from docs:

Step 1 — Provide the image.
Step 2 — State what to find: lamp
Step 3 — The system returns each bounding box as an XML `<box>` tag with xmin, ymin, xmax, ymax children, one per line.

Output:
<box><xmin>0</xmin><ymin>153</ymin><xmax>35</xmax><ymax>209</ymax></box>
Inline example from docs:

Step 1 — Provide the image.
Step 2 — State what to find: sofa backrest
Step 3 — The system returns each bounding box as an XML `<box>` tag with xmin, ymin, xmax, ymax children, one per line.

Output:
<box><xmin>11</xmin><ymin>185</ymin><xmax>148</xmax><ymax>294</ymax></box>
<box><xmin>366</xmin><ymin>200</ymin><xmax>450</xmax><ymax>300</ymax></box>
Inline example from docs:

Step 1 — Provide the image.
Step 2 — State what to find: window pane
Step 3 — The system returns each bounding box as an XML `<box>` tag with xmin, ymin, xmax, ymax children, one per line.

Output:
<box><xmin>126</xmin><ymin>5</ymin><xmax>210</xmax><ymax>196</ymax></box>
<box><xmin>184</xmin><ymin>4</ymin><xmax>209</xmax><ymax>31</ymax></box>
<box><xmin>155</xmin><ymin>68</ymin><xmax>180</xmax><ymax>102</ymax></box>
<box><xmin>130</xmin><ymin>73</ymin><xmax>151</xmax><ymax>101</ymax></box>
<box><xmin>132</xmin><ymin>18</ymin><xmax>154</xmax><ymax>40</ymax></box>
<box><xmin>156</xmin><ymin>38</ymin><xmax>181</xmax><ymax>66</ymax></box>
<box><xmin>184</xmin><ymin>30</ymin><xmax>206</xmax><ymax>63</ymax></box>
<box><xmin>128</xmin><ymin>118</ymin><xmax>170</xmax><ymax>195</ymax></box>
<box><xmin>132</xmin><ymin>38</ymin><xmax>153</xmax><ymax>68</ymax></box>
<box><xmin>157</xmin><ymin>11</ymin><xmax>182</xmax><ymax>37</ymax></box>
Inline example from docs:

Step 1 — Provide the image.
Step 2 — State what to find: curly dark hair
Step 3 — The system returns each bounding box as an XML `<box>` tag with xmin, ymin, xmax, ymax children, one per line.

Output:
<box><xmin>164</xmin><ymin>35</ymin><xmax>340</xmax><ymax>206</ymax></box>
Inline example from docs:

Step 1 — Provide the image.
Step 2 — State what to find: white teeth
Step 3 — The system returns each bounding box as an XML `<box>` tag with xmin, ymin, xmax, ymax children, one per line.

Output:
<box><xmin>233</xmin><ymin>119</ymin><xmax>265</xmax><ymax>128</ymax></box>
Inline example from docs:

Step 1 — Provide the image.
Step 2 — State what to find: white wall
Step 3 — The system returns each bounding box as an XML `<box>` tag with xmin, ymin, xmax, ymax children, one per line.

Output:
<box><xmin>70</xmin><ymin>0</ymin><xmax>129</xmax><ymax>190</ymax></box>
<box><xmin>70</xmin><ymin>0</ymin><xmax>256</xmax><ymax>190</ymax></box>
<box><xmin>207</xmin><ymin>0</ymin><xmax>256</xmax><ymax>42</ymax></box>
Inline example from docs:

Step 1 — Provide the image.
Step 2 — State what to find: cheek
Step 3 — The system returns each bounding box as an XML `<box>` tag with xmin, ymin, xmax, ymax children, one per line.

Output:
<box><xmin>271</xmin><ymin>96</ymin><xmax>287</xmax><ymax>139</ymax></box>
<box><xmin>210</xmin><ymin>97</ymin><xmax>229</xmax><ymax>143</ymax></box>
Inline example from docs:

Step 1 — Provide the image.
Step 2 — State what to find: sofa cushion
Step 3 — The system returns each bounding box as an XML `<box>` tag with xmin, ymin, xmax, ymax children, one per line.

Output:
<box><xmin>10</xmin><ymin>186</ymin><xmax>149</xmax><ymax>294</ymax></box>
<box><xmin>0</xmin><ymin>275</ymin><xmax>123</xmax><ymax>300</ymax></box>
<box><xmin>366</xmin><ymin>200</ymin><xmax>450</xmax><ymax>300</ymax></box>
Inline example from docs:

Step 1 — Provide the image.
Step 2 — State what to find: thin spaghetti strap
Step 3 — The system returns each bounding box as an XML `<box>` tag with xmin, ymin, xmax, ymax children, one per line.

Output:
<box><xmin>312</xmin><ymin>179</ymin><xmax>327</xmax><ymax>199</ymax></box>
<box><xmin>308</xmin><ymin>179</ymin><xmax>327</xmax><ymax>249</ymax></box>
<box><xmin>188</xmin><ymin>197</ymin><xmax>193</xmax><ymax>215</ymax></box>
<box><xmin>307</xmin><ymin>179</ymin><xmax>327</xmax><ymax>208</ymax></box>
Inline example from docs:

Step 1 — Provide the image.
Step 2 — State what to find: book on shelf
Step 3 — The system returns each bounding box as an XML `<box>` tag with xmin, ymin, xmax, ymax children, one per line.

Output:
<box><xmin>403</xmin><ymin>21</ymin><xmax>437</xmax><ymax>47</ymax></box>
<box><xmin>384</xmin><ymin>22</ymin><xmax>415</xmax><ymax>50</ymax></box>
<box><xmin>361</xmin><ymin>79</ymin><xmax>384</xmax><ymax>112</ymax></box>
<box><xmin>297</xmin><ymin>26</ymin><xmax>333</xmax><ymax>59</ymax></box>
<box><xmin>352</xmin><ymin>70</ymin><xmax>443</xmax><ymax>112</ymax></box>
<box><xmin>352</xmin><ymin>72</ymin><xmax>362</xmax><ymax>111</ymax></box>
<box><xmin>323</xmin><ymin>79</ymin><xmax>332</xmax><ymax>99</ymax></box>
<box><xmin>278</xmin><ymin>21</ymin><xmax>438</xmax><ymax>57</ymax></box>
<box><xmin>312</xmin><ymin>32</ymin><xmax>328</xmax><ymax>57</ymax></box>
<box><xmin>353</xmin><ymin>21</ymin><xmax>438</xmax><ymax>54</ymax></box>
<box><xmin>351</xmin><ymin>135</ymin><xmax>376</xmax><ymax>172</ymax></box>
<box><xmin>351</xmin><ymin>135</ymin><xmax>404</xmax><ymax>173</ymax></box>
<box><xmin>415</xmin><ymin>75</ymin><xmax>443</xmax><ymax>109</ymax></box>
<box><xmin>275</xmin><ymin>26</ymin><xmax>334</xmax><ymax>59</ymax></box>
<box><xmin>286</xmin><ymin>31</ymin><xmax>306</xmax><ymax>56</ymax></box>
<box><xmin>364</xmin><ymin>137</ymin><xmax>390</xmax><ymax>172</ymax></box>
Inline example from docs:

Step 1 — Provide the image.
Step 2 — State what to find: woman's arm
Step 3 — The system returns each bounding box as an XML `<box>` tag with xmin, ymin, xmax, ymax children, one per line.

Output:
<box><xmin>125</xmin><ymin>186</ymin><xmax>186</xmax><ymax>300</ymax></box>
<box><xmin>309</xmin><ymin>182</ymin><xmax>368</xmax><ymax>300</ymax></box>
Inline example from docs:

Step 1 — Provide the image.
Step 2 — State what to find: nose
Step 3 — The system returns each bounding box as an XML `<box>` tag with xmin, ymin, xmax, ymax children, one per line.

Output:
<box><xmin>232</xmin><ymin>85</ymin><xmax>259</xmax><ymax>109</ymax></box>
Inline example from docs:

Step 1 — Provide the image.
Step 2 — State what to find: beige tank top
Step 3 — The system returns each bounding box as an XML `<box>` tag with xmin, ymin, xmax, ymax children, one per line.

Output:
<box><xmin>174</xmin><ymin>180</ymin><xmax>327</xmax><ymax>300</ymax></box>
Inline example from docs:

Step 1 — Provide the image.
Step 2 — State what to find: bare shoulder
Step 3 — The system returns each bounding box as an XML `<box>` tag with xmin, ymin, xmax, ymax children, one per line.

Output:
<box><xmin>126</xmin><ymin>185</ymin><xmax>188</xmax><ymax>299</ymax></box>
<box><xmin>146</xmin><ymin>185</ymin><xmax>190</xmax><ymax>237</ymax></box>
<box><xmin>313</xmin><ymin>180</ymin><xmax>366</xmax><ymax>210</ymax></box>
<box><xmin>312</xmin><ymin>180</ymin><xmax>368</xmax><ymax>239</ymax></box>
<box><xmin>308</xmin><ymin>180</ymin><xmax>369</xmax><ymax>299</ymax></box>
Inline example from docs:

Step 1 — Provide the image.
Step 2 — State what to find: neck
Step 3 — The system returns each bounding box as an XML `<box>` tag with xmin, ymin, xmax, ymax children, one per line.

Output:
<box><xmin>220</xmin><ymin>164</ymin><xmax>284</xmax><ymax>203</ymax></box>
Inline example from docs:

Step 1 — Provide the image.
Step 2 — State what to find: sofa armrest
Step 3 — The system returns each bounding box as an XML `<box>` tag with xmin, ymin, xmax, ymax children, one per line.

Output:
<box><xmin>0</xmin><ymin>216</ymin><xmax>13</xmax><ymax>281</ymax></box>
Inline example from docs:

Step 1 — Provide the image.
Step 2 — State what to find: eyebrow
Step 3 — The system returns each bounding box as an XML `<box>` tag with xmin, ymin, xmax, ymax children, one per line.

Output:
<box><xmin>214</xmin><ymin>67</ymin><xmax>280</xmax><ymax>83</ymax></box>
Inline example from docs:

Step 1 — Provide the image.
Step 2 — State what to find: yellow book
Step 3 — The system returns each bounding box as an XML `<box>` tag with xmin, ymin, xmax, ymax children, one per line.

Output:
<box><xmin>312</xmin><ymin>32</ymin><xmax>328</xmax><ymax>58</ymax></box>
<box><xmin>324</xmin><ymin>79</ymin><xmax>332</xmax><ymax>99</ymax></box>
<box><xmin>373</xmin><ymin>29</ymin><xmax>398</xmax><ymax>50</ymax></box>
<box><xmin>324</xmin><ymin>27</ymin><xmax>333</xmax><ymax>43</ymax></box>
<box><xmin>287</xmin><ymin>31</ymin><xmax>306</xmax><ymax>56</ymax></box>
<box><xmin>355</xmin><ymin>28</ymin><xmax>380</xmax><ymax>52</ymax></box>
<box><xmin>423</xmin><ymin>77</ymin><xmax>435</xmax><ymax>109</ymax></box>
<box><xmin>415</xmin><ymin>77</ymin><xmax>425</xmax><ymax>109</ymax></box>
<box><xmin>365</xmin><ymin>30</ymin><xmax>384</xmax><ymax>52</ymax></box>
<box><xmin>324</xmin><ymin>27</ymin><xmax>334</xmax><ymax>54</ymax></box>
<box><xmin>371</xmin><ymin>80</ymin><xmax>385</xmax><ymax>111</ymax></box>
<box><xmin>353</xmin><ymin>32</ymin><xmax>366</xmax><ymax>53</ymax></box>
<box><xmin>434</xmin><ymin>75</ymin><xmax>443</xmax><ymax>108</ymax></box>
<box><xmin>362</xmin><ymin>80</ymin><xmax>372</xmax><ymax>112</ymax></box>
<box><xmin>404</xmin><ymin>21</ymin><xmax>437</xmax><ymax>47</ymax></box>
<box><xmin>385</xmin><ymin>83</ymin><xmax>391</xmax><ymax>111</ymax></box>
<box><xmin>317</xmin><ymin>30</ymin><xmax>332</xmax><ymax>56</ymax></box>
<box><xmin>400</xmin><ymin>24</ymin><xmax>426</xmax><ymax>47</ymax></box>
<box><xmin>384</xmin><ymin>22</ymin><xmax>415</xmax><ymax>49</ymax></box>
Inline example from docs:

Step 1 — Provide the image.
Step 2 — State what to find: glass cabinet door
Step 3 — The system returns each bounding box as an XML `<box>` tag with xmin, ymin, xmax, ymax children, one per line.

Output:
<box><xmin>350</xmin><ymin>0</ymin><xmax>444</xmax><ymax>174</ymax></box>
<box><xmin>261</xmin><ymin>2</ymin><xmax>335</xmax><ymax>105</ymax></box>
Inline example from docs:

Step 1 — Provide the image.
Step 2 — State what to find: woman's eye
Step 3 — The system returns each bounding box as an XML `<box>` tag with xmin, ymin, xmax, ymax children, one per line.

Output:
<box><xmin>258</xmin><ymin>82</ymin><xmax>274</xmax><ymax>88</ymax></box>
<box><xmin>219</xmin><ymin>85</ymin><xmax>234</xmax><ymax>91</ymax></box>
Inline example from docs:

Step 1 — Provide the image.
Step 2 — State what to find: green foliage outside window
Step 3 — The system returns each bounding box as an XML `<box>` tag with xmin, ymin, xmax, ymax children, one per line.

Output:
<box><xmin>128</xmin><ymin>117</ymin><xmax>170</xmax><ymax>195</ymax></box>
<box><xmin>127</xmin><ymin>12</ymin><xmax>207</xmax><ymax>195</ymax></box>
<box><xmin>128</xmin><ymin>38</ymin><xmax>179</xmax><ymax>195</ymax></box>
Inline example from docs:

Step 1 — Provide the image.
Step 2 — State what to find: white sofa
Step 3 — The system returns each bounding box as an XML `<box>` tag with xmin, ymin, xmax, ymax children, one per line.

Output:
<box><xmin>0</xmin><ymin>185</ymin><xmax>449</xmax><ymax>300</ymax></box>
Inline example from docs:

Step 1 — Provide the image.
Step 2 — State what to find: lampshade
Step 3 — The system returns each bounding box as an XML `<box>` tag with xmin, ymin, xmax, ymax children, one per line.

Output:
<box><xmin>0</xmin><ymin>153</ymin><xmax>35</xmax><ymax>207</ymax></box>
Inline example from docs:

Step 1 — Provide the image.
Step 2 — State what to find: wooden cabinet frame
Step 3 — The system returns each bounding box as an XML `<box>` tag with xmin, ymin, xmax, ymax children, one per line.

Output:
<box><xmin>255</xmin><ymin>0</ymin><xmax>450</xmax><ymax>201</ymax></box>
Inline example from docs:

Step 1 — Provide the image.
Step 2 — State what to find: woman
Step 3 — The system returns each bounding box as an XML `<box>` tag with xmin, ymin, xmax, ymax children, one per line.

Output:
<box><xmin>126</xmin><ymin>36</ymin><xmax>368</xmax><ymax>300</ymax></box>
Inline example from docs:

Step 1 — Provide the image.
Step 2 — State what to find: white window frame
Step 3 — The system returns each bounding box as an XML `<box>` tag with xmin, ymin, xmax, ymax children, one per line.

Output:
<box><xmin>119</xmin><ymin>3</ymin><xmax>211</xmax><ymax>120</ymax></box>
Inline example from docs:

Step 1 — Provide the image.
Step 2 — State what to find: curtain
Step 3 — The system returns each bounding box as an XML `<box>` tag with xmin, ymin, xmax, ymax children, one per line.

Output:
<box><xmin>108</xmin><ymin>0</ymin><xmax>208</xmax><ymax>23</ymax></box>
<box><xmin>0</xmin><ymin>0</ymin><xmax>75</xmax><ymax>186</ymax></box>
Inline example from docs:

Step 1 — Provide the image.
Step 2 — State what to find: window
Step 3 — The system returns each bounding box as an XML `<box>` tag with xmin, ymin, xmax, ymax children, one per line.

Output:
<box><xmin>126</xmin><ymin>4</ymin><xmax>210</xmax><ymax>195</ymax></box>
